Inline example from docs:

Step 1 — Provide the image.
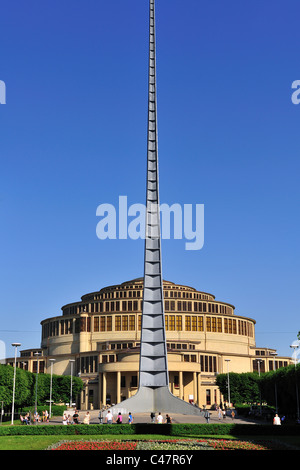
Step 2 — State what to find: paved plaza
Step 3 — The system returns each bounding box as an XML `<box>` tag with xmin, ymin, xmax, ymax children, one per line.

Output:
<box><xmin>47</xmin><ymin>409</ymin><xmax>267</xmax><ymax>426</ymax></box>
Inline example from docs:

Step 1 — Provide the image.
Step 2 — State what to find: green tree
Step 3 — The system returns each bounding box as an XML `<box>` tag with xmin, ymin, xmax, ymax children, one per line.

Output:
<box><xmin>0</xmin><ymin>364</ymin><xmax>83</xmax><ymax>409</ymax></box>
<box><xmin>260</xmin><ymin>364</ymin><xmax>300</xmax><ymax>414</ymax></box>
<box><xmin>216</xmin><ymin>372</ymin><xmax>260</xmax><ymax>405</ymax></box>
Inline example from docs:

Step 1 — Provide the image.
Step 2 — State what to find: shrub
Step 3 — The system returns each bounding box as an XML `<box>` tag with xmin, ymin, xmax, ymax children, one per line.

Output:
<box><xmin>0</xmin><ymin>423</ymin><xmax>298</xmax><ymax>437</ymax></box>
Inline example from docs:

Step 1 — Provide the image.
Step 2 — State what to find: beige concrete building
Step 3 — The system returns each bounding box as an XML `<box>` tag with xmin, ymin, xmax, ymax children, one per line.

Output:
<box><xmin>6</xmin><ymin>278</ymin><xmax>291</xmax><ymax>410</ymax></box>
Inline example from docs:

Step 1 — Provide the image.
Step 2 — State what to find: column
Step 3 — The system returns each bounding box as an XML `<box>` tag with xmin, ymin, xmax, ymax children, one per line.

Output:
<box><xmin>98</xmin><ymin>373</ymin><xmax>102</xmax><ymax>409</ymax></box>
<box><xmin>117</xmin><ymin>371</ymin><xmax>121</xmax><ymax>404</ymax></box>
<box><xmin>179</xmin><ymin>371</ymin><xmax>183</xmax><ymax>400</ymax></box>
<box><xmin>102</xmin><ymin>372</ymin><xmax>107</xmax><ymax>407</ymax></box>
<box><xmin>193</xmin><ymin>372</ymin><xmax>197</xmax><ymax>404</ymax></box>
<box><xmin>197</xmin><ymin>372</ymin><xmax>201</xmax><ymax>407</ymax></box>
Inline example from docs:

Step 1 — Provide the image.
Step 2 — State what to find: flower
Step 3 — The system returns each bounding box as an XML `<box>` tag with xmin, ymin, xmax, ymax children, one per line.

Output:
<box><xmin>46</xmin><ymin>438</ymin><xmax>288</xmax><ymax>451</ymax></box>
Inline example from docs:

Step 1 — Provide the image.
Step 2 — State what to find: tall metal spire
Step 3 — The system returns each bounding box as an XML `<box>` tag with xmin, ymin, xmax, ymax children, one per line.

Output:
<box><xmin>139</xmin><ymin>0</ymin><xmax>168</xmax><ymax>390</ymax></box>
<box><xmin>104</xmin><ymin>0</ymin><xmax>200</xmax><ymax>415</ymax></box>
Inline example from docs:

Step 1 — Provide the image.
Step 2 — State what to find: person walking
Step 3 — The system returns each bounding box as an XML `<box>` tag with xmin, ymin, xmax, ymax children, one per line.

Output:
<box><xmin>83</xmin><ymin>411</ymin><xmax>90</xmax><ymax>425</ymax></box>
<box><xmin>273</xmin><ymin>413</ymin><xmax>281</xmax><ymax>425</ymax></box>
<box><xmin>106</xmin><ymin>410</ymin><xmax>114</xmax><ymax>424</ymax></box>
<box><xmin>204</xmin><ymin>409</ymin><xmax>210</xmax><ymax>423</ymax></box>
<box><xmin>116</xmin><ymin>412</ymin><xmax>123</xmax><ymax>424</ymax></box>
<box><xmin>73</xmin><ymin>409</ymin><xmax>80</xmax><ymax>424</ymax></box>
<box><xmin>165</xmin><ymin>414</ymin><xmax>172</xmax><ymax>424</ymax></box>
<box><xmin>156</xmin><ymin>412</ymin><xmax>163</xmax><ymax>424</ymax></box>
<box><xmin>128</xmin><ymin>412</ymin><xmax>133</xmax><ymax>424</ymax></box>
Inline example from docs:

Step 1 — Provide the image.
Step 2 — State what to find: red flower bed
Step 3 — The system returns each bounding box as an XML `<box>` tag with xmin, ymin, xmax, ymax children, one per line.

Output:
<box><xmin>50</xmin><ymin>438</ymin><xmax>288</xmax><ymax>451</ymax></box>
<box><xmin>209</xmin><ymin>439</ymin><xmax>268</xmax><ymax>451</ymax></box>
<box><xmin>52</xmin><ymin>441</ymin><xmax>137</xmax><ymax>451</ymax></box>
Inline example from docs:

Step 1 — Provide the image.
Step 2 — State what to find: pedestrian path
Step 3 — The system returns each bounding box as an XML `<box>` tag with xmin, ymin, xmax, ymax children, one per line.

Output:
<box><xmin>48</xmin><ymin>409</ymin><xmax>265</xmax><ymax>425</ymax></box>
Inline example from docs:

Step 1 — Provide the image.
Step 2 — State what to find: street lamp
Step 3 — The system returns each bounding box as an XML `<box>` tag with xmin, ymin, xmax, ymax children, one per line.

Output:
<box><xmin>34</xmin><ymin>352</ymin><xmax>41</xmax><ymax>423</ymax></box>
<box><xmin>225</xmin><ymin>359</ymin><xmax>231</xmax><ymax>409</ymax></box>
<box><xmin>255</xmin><ymin>359</ymin><xmax>263</xmax><ymax>415</ymax></box>
<box><xmin>49</xmin><ymin>359</ymin><xmax>56</xmax><ymax>419</ymax></box>
<box><xmin>69</xmin><ymin>359</ymin><xmax>75</xmax><ymax>409</ymax></box>
<box><xmin>11</xmin><ymin>343</ymin><xmax>21</xmax><ymax>425</ymax></box>
<box><xmin>270</xmin><ymin>352</ymin><xmax>278</xmax><ymax>413</ymax></box>
<box><xmin>290</xmin><ymin>343</ymin><xmax>299</xmax><ymax>421</ymax></box>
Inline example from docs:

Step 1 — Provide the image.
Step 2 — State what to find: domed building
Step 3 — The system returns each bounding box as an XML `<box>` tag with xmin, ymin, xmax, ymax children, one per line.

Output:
<box><xmin>7</xmin><ymin>278</ymin><xmax>291</xmax><ymax>410</ymax></box>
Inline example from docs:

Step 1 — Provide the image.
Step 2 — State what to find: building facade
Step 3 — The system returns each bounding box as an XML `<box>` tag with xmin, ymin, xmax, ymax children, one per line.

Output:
<box><xmin>6</xmin><ymin>278</ymin><xmax>291</xmax><ymax>410</ymax></box>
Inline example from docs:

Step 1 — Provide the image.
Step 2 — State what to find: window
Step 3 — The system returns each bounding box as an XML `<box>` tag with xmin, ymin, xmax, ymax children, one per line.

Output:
<box><xmin>94</xmin><ymin>317</ymin><xmax>99</xmax><ymax>332</ymax></box>
<box><xmin>185</xmin><ymin>316</ymin><xmax>191</xmax><ymax>331</ymax></box>
<box><xmin>176</xmin><ymin>315</ymin><xmax>182</xmax><ymax>331</ymax></box>
<box><xmin>80</xmin><ymin>318</ymin><xmax>86</xmax><ymax>332</ymax></box>
<box><xmin>115</xmin><ymin>316</ymin><xmax>121</xmax><ymax>331</ymax></box>
<box><xmin>206</xmin><ymin>389</ymin><xmax>211</xmax><ymax>406</ymax></box>
<box><xmin>131</xmin><ymin>375</ymin><xmax>138</xmax><ymax>388</ymax></box>
<box><xmin>129</xmin><ymin>315</ymin><xmax>135</xmax><ymax>331</ymax></box>
<box><xmin>200</xmin><ymin>355</ymin><xmax>217</xmax><ymax>373</ymax></box>
<box><xmin>174</xmin><ymin>375</ymin><xmax>179</xmax><ymax>389</ymax></box>
<box><xmin>122</xmin><ymin>316</ymin><xmax>128</xmax><ymax>331</ymax></box>
<box><xmin>169</xmin><ymin>315</ymin><xmax>175</xmax><ymax>331</ymax></box>
<box><xmin>107</xmin><ymin>316</ymin><xmax>112</xmax><ymax>331</ymax></box>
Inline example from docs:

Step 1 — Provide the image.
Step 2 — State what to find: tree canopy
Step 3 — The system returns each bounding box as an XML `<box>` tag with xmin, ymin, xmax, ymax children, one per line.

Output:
<box><xmin>0</xmin><ymin>364</ymin><xmax>83</xmax><ymax>409</ymax></box>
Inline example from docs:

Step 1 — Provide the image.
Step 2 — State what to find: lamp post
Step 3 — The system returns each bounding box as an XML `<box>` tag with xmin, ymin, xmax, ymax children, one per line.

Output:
<box><xmin>11</xmin><ymin>343</ymin><xmax>21</xmax><ymax>425</ymax></box>
<box><xmin>49</xmin><ymin>359</ymin><xmax>56</xmax><ymax>419</ymax></box>
<box><xmin>290</xmin><ymin>344</ymin><xmax>299</xmax><ymax>421</ymax></box>
<box><xmin>270</xmin><ymin>352</ymin><xmax>278</xmax><ymax>413</ymax></box>
<box><xmin>69</xmin><ymin>359</ymin><xmax>75</xmax><ymax>409</ymax></box>
<box><xmin>255</xmin><ymin>359</ymin><xmax>263</xmax><ymax>415</ymax></box>
<box><xmin>225</xmin><ymin>359</ymin><xmax>231</xmax><ymax>409</ymax></box>
<box><xmin>34</xmin><ymin>352</ymin><xmax>41</xmax><ymax>423</ymax></box>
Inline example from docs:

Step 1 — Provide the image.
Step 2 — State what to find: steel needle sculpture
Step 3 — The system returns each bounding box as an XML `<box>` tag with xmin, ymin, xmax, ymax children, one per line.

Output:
<box><xmin>104</xmin><ymin>0</ymin><xmax>200</xmax><ymax>416</ymax></box>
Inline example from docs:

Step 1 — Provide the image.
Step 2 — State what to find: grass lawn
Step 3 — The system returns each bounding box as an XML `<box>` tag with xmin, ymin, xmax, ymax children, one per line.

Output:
<box><xmin>0</xmin><ymin>433</ymin><xmax>299</xmax><ymax>450</ymax></box>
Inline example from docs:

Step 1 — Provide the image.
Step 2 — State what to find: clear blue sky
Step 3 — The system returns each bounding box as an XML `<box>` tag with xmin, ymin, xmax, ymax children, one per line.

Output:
<box><xmin>0</xmin><ymin>0</ymin><xmax>299</xmax><ymax>361</ymax></box>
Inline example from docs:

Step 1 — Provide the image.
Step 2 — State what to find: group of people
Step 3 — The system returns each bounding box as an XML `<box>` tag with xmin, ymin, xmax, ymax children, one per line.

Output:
<box><xmin>103</xmin><ymin>410</ymin><xmax>172</xmax><ymax>424</ymax></box>
<box><xmin>150</xmin><ymin>412</ymin><xmax>172</xmax><ymax>424</ymax></box>
<box><xmin>20</xmin><ymin>413</ymin><xmax>31</xmax><ymax>425</ymax></box>
<box><xmin>103</xmin><ymin>410</ymin><xmax>133</xmax><ymax>424</ymax></box>
<box><xmin>62</xmin><ymin>410</ymin><xmax>91</xmax><ymax>425</ymax></box>
<box><xmin>216</xmin><ymin>406</ymin><xmax>235</xmax><ymax>420</ymax></box>
<box><xmin>20</xmin><ymin>409</ymin><xmax>51</xmax><ymax>425</ymax></box>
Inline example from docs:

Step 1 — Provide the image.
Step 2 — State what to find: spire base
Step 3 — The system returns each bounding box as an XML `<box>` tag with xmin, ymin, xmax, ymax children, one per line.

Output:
<box><xmin>103</xmin><ymin>387</ymin><xmax>202</xmax><ymax>417</ymax></box>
